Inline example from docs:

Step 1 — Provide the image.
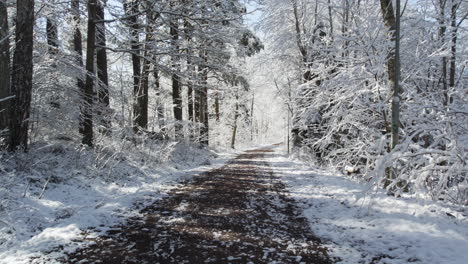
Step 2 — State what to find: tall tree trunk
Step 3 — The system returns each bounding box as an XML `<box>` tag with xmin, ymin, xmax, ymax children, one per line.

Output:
<box><xmin>125</xmin><ymin>0</ymin><xmax>143</xmax><ymax>131</ymax></box>
<box><xmin>96</xmin><ymin>1</ymin><xmax>111</xmax><ymax>134</ymax></box>
<box><xmin>201</xmin><ymin>85</ymin><xmax>209</xmax><ymax>145</ymax></box>
<box><xmin>290</xmin><ymin>0</ymin><xmax>308</xmax><ymax>149</ymax></box>
<box><xmin>214</xmin><ymin>92</ymin><xmax>220</xmax><ymax>121</ymax></box>
<box><xmin>71</xmin><ymin>0</ymin><xmax>86</xmax><ymax>135</ymax></box>
<box><xmin>438</xmin><ymin>0</ymin><xmax>448</xmax><ymax>105</ymax></box>
<box><xmin>46</xmin><ymin>7</ymin><xmax>60</xmax><ymax>109</ymax></box>
<box><xmin>9</xmin><ymin>0</ymin><xmax>35</xmax><ymax>151</ymax></box>
<box><xmin>137</xmin><ymin>0</ymin><xmax>157</xmax><ymax>132</ymax></box>
<box><xmin>0</xmin><ymin>1</ymin><xmax>10</xmax><ymax>136</ymax></box>
<box><xmin>153</xmin><ymin>65</ymin><xmax>165</xmax><ymax>133</ymax></box>
<box><xmin>194</xmin><ymin>86</ymin><xmax>201</xmax><ymax>125</ymax></box>
<box><xmin>380</xmin><ymin>0</ymin><xmax>401</xmax><ymax>187</ymax></box>
<box><xmin>81</xmin><ymin>0</ymin><xmax>97</xmax><ymax>147</ymax></box>
<box><xmin>188</xmin><ymin>84</ymin><xmax>194</xmax><ymax>121</ymax></box>
<box><xmin>448</xmin><ymin>0</ymin><xmax>459</xmax><ymax>105</ymax></box>
<box><xmin>250</xmin><ymin>91</ymin><xmax>254</xmax><ymax>142</ymax></box>
<box><xmin>46</xmin><ymin>18</ymin><xmax>58</xmax><ymax>54</ymax></box>
<box><xmin>291</xmin><ymin>0</ymin><xmax>310</xmax><ymax>82</ymax></box>
<box><xmin>231</xmin><ymin>92</ymin><xmax>239</xmax><ymax>149</ymax></box>
<box><xmin>170</xmin><ymin>18</ymin><xmax>183</xmax><ymax>139</ymax></box>
<box><xmin>342</xmin><ymin>0</ymin><xmax>350</xmax><ymax>58</ymax></box>
<box><xmin>197</xmin><ymin>48</ymin><xmax>209</xmax><ymax>145</ymax></box>
<box><xmin>184</xmin><ymin>19</ymin><xmax>194</xmax><ymax>124</ymax></box>
<box><xmin>327</xmin><ymin>0</ymin><xmax>333</xmax><ymax>42</ymax></box>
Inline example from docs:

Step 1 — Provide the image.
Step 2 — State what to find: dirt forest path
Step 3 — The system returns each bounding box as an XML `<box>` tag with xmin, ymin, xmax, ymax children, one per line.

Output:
<box><xmin>64</xmin><ymin>147</ymin><xmax>332</xmax><ymax>264</ymax></box>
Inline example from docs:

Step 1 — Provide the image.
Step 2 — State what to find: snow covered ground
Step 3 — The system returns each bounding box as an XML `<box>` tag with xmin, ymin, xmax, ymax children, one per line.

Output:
<box><xmin>2</xmin><ymin>143</ymin><xmax>466</xmax><ymax>264</ymax></box>
<box><xmin>268</xmin><ymin>146</ymin><xmax>468</xmax><ymax>264</ymax></box>
<box><xmin>0</xmin><ymin>140</ymin><xmax>237</xmax><ymax>264</ymax></box>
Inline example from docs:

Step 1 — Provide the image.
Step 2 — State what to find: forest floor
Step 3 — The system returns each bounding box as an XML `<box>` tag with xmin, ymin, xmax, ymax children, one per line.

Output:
<box><xmin>58</xmin><ymin>147</ymin><xmax>332</xmax><ymax>264</ymax></box>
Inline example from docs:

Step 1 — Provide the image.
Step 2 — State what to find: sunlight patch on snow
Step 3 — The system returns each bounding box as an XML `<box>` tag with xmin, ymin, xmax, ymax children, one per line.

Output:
<box><xmin>30</xmin><ymin>224</ymin><xmax>81</xmax><ymax>243</ymax></box>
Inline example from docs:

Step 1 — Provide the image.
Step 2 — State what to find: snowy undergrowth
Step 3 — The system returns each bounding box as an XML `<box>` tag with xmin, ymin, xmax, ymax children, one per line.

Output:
<box><xmin>269</xmin><ymin>146</ymin><xmax>468</xmax><ymax>264</ymax></box>
<box><xmin>0</xmin><ymin>138</ymin><xmax>231</xmax><ymax>264</ymax></box>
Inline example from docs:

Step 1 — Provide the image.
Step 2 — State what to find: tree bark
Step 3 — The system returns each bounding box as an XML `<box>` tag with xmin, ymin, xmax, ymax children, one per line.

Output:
<box><xmin>380</xmin><ymin>0</ymin><xmax>400</xmax><ymax>145</ymax></box>
<box><xmin>153</xmin><ymin>65</ymin><xmax>166</xmax><ymax>133</ymax></box>
<box><xmin>184</xmin><ymin>18</ymin><xmax>194</xmax><ymax>123</ymax></box>
<box><xmin>46</xmin><ymin>4</ymin><xmax>60</xmax><ymax>108</ymax></box>
<box><xmin>438</xmin><ymin>0</ymin><xmax>448</xmax><ymax>105</ymax></box>
<box><xmin>71</xmin><ymin>0</ymin><xmax>86</xmax><ymax>135</ymax></box>
<box><xmin>170</xmin><ymin>18</ymin><xmax>183</xmax><ymax>139</ymax></box>
<box><xmin>0</xmin><ymin>1</ymin><xmax>10</xmax><ymax>136</ymax></box>
<box><xmin>198</xmin><ymin>49</ymin><xmax>209</xmax><ymax>145</ymax></box>
<box><xmin>81</xmin><ymin>0</ymin><xmax>97</xmax><ymax>147</ymax></box>
<box><xmin>214</xmin><ymin>92</ymin><xmax>220</xmax><ymax>121</ymax></box>
<box><xmin>96</xmin><ymin>1</ymin><xmax>111</xmax><ymax>134</ymax></box>
<box><xmin>9</xmin><ymin>0</ymin><xmax>35</xmax><ymax>151</ymax></box>
<box><xmin>231</xmin><ymin>92</ymin><xmax>239</xmax><ymax>149</ymax></box>
<box><xmin>290</xmin><ymin>0</ymin><xmax>309</xmax><ymax>149</ymax></box>
<box><xmin>124</xmin><ymin>0</ymin><xmax>143</xmax><ymax>132</ymax></box>
<box><xmin>291</xmin><ymin>0</ymin><xmax>310</xmax><ymax>82</ymax></box>
<box><xmin>448</xmin><ymin>0</ymin><xmax>459</xmax><ymax>105</ymax></box>
<box><xmin>137</xmin><ymin>0</ymin><xmax>158</xmax><ymax>132</ymax></box>
<box><xmin>46</xmin><ymin>18</ymin><xmax>58</xmax><ymax>54</ymax></box>
<box><xmin>380</xmin><ymin>0</ymin><xmax>401</xmax><ymax>187</ymax></box>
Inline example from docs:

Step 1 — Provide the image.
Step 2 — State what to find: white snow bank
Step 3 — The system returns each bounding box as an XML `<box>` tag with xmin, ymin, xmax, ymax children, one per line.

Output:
<box><xmin>267</xmin><ymin>146</ymin><xmax>468</xmax><ymax>264</ymax></box>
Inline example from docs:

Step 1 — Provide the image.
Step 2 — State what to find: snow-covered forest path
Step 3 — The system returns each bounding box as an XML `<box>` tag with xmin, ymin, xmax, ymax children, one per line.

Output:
<box><xmin>62</xmin><ymin>147</ymin><xmax>331</xmax><ymax>263</ymax></box>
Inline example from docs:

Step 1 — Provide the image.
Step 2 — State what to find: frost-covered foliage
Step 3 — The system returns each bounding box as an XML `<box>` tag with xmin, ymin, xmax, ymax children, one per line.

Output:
<box><xmin>260</xmin><ymin>0</ymin><xmax>468</xmax><ymax>204</ymax></box>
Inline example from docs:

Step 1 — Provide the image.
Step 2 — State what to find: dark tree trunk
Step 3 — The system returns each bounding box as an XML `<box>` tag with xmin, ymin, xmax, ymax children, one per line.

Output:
<box><xmin>291</xmin><ymin>0</ymin><xmax>309</xmax><ymax>149</ymax></box>
<box><xmin>0</xmin><ymin>1</ymin><xmax>10</xmax><ymax>136</ymax></box>
<box><xmin>448</xmin><ymin>0</ymin><xmax>459</xmax><ymax>105</ymax></box>
<box><xmin>96</xmin><ymin>1</ymin><xmax>111</xmax><ymax>134</ymax></box>
<box><xmin>231</xmin><ymin>92</ymin><xmax>239</xmax><ymax>149</ymax></box>
<box><xmin>199</xmin><ymin>51</ymin><xmax>209</xmax><ymax>145</ymax></box>
<box><xmin>124</xmin><ymin>0</ymin><xmax>143</xmax><ymax>132</ymax></box>
<box><xmin>214</xmin><ymin>92</ymin><xmax>220</xmax><ymax>121</ymax></box>
<box><xmin>46</xmin><ymin>13</ymin><xmax>60</xmax><ymax>108</ymax></box>
<box><xmin>194</xmin><ymin>87</ymin><xmax>201</xmax><ymax>124</ymax></box>
<box><xmin>46</xmin><ymin>17</ymin><xmax>58</xmax><ymax>54</ymax></box>
<box><xmin>170</xmin><ymin>18</ymin><xmax>183</xmax><ymax>139</ymax></box>
<box><xmin>9</xmin><ymin>0</ymin><xmax>35</xmax><ymax>151</ymax></box>
<box><xmin>291</xmin><ymin>0</ymin><xmax>310</xmax><ymax>82</ymax></box>
<box><xmin>139</xmin><ymin>62</ymin><xmax>150</xmax><ymax>130</ymax></box>
<box><xmin>137</xmin><ymin>0</ymin><xmax>158</xmax><ymax>131</ymax></box>
<box><xmin>200</xmin><ymin>85</ymin><xmax>209</xmax><ymax>145</ymax></box>
<box><xmin>380</xmin><ymin>0</ymin><xmax>401</xmax><ymax>188</ymax></box>
<box><xmin>438</xmin><ymin>0</ymin><xmax>448</xmax><ymax>105</ymax></box>
<box><xmin>153</xmin><ymin>67</ymin><xmax>166</xmax><ymax>133</ymax></box>
<box><xmin>81</xmin><ymin>0</ymin><xmax>97</xmax><ymax>147</ymax></box>
<box><xmin>72</xmin><ymin>0</ymin><xmax>86</xmax><ymax>135</ymax></box>
<box><xmin>184</xmin><ymin>19</ymin><xmax>194</xmax><ymax>123</ymax></box>
<box><xmin>188</xmin><ymin>85</ymin><xmax>194</xmax><ymax>122</ymax></box>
